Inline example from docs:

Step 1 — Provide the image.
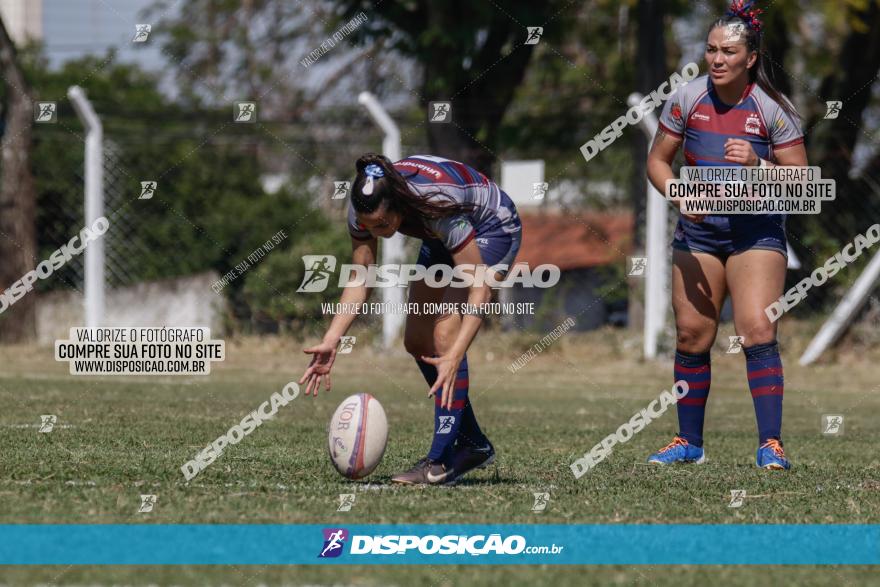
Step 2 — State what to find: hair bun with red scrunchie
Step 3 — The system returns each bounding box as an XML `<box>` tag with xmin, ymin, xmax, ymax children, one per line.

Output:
<box><xmin>727</xmin><ymin>0</ymin><xmax>763</xmax><ymax>33</ymax></box>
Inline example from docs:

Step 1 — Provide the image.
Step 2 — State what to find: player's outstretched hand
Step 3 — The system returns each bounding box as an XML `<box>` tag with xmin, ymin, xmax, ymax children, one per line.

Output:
<box><xmin>421</xmin><ymin>353</ymin><xmax>460</xmax><ymax>410</ymax></box>
<box><xmin>300</xmin><ymin>340</ymin><xmax>337</xmax><ymax>397</ymax></box>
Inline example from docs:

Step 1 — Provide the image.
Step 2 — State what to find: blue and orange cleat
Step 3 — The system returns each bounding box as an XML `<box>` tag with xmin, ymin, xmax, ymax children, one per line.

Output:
<box><xmin>756</xmin><ymin>439</ymin><xmax>790</xmax><ymax>470</ymax></box>
<box><xmin>647</xmin><ymin>436</ymin><xmax>705</xmax><ymax>465</ymax></box>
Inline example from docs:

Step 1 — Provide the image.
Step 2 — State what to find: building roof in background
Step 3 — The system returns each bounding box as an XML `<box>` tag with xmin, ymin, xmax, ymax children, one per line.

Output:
<box><xmin>516</xmin><ymin>210</ymin><xmax>633</xmax><ymax>271</ymax></box>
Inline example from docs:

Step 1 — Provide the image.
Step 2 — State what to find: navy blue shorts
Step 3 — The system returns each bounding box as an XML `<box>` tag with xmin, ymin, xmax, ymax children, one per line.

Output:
<box><xmin>672</xmin><ymin>214</ymin><xmax>787</xmax><ymax>260</ymax></box>
<box><xmin>417</xmin><ymin>191</ymin><xmax>522</xmax><ymax>279</ymax></box>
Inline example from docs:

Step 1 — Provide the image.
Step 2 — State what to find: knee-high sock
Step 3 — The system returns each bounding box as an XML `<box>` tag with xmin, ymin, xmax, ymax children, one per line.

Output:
<box><xmin>415</xmin><ymin>355</ymin><xmax>487</xmax><ymax>464</ymax></box>
<box><xmin>674</xmin><ymin>350</ymin><xmax>711</xmax><ymax>447</ymax></box>
<box><xmin>744</xmin><ymin>341</ymin><xmax>784</xmax><ymax>443</ymax></box>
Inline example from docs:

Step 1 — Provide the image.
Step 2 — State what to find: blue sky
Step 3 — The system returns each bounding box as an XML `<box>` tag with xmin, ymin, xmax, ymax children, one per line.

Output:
<box><xmin>43</xmin><ymin>0</ymin><xmax>167</xmax><ymax>71</ymax></box>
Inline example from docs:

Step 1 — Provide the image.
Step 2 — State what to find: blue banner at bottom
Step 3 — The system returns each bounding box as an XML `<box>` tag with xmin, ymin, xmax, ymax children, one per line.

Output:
<box><xmin>1</xmin><ymin>524</ymin><xmax>878</xmax><ymax>565</ymax></box>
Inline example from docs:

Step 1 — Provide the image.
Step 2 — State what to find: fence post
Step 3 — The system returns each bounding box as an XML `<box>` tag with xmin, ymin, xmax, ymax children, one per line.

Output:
<box><xmin>358</xmin><ymin>92</ymin><xmax>405</xmax><ymax>349</ymax></box>
<box><xmin>68</xmin><ymin>85</ymin><xmax>105</xmax><ymax>329</ymax></box>
<box><xmin>627</xmin><ymin>93</ymin><xmax>668</xmax><ymax>360</ymax></box>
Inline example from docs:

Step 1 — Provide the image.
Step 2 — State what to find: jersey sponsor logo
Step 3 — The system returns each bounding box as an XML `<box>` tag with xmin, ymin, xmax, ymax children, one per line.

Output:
<box><xmin>691</xmin><ymin>112</ymin><xmax>710</xmax><ymax>122</ymax></box>
<box><xmin>396</xmin><ymin>160</ymin><xmax>442</xmax><ymax>179</ymax></box>
<box><xmin>745</xmin><ymin>113</ymin><xmax>762</xmax><ymax>136</ymax></box>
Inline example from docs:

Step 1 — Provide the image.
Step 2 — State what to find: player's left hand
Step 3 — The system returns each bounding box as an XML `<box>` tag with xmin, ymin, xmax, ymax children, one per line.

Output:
<box><xmin>724</xmin><ymin>138</ymin><xmax>759</xmax><ymax>166</ymax></box>
<box><xmin>300</xmin><ymin>340</ymin><xmax>337</xmax><ymax>397</ymax></box>
<box><xmin>421</xmin><ymin>353</ymin><xmax>461</xmax><ymax>410</ymax></box>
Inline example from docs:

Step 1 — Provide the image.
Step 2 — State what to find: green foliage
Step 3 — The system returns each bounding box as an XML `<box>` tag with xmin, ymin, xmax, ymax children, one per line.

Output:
<box><xmin>243</xmin><ymin>213</ymin><xmax>352</xmax><ymax>334</ymax></box>
<box><xmin>18</xmin><ymin>49</ymin><xmax>345</xmax><ymax>330</ymax></box>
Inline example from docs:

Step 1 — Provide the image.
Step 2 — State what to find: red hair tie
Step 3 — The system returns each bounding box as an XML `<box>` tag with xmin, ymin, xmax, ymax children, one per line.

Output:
<box><xmin>727</xmin><ymin>0</ymin><xmax>763</xmax><ymax>33</ymax></box>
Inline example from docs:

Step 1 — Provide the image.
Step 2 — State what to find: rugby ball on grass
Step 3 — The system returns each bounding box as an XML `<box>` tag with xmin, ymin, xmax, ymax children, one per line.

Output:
<box><xmin>328</xmin><ymin>393</ymin><xmax>388</xmax><ymax>479</ymax></box>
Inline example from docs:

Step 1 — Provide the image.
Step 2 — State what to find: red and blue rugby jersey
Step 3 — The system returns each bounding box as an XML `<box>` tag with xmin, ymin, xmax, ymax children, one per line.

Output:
<box><xmin>348</xmin><ymin>155</ymin><xmax>519</xmax><ymax>253</ymax></box>
<box><xmin>658</xmin><ymin>74</ymin><xmax>803</xmax><ymax>166</ymax></box>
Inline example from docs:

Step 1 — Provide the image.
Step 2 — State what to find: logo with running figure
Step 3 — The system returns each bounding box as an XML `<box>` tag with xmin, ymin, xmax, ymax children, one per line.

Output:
<box><xmin>727</xmin><ymin>336</ymin><xmax>745</xmax><ymax>354</ymax></box>
<box><xmin>297</xmin><ymin>255</ymin><xmax>337</xmax><ymax>292</ymax></box>
<box><xmin>332</xmin><ymin>181</ymin><xmax>350</xmax><ymax>200</ymax></box>
<box><xmin>728</xmin><ymin>489</ymin><xmax>746</xmax><ymax>508</ymax></box>
<box><xmin>139</xmin><ymin>181</ymin><xmax>157</xmax><ymax>200</ymax></box>
<box><xmin>234</xmin><ymin>102</ymin><xmax>257</xmax><ymax>123</ymax></box>
<box><xmin>38</xmin><ymin>415</ymin><xmax>57</xmax><ymax>433</ymax></box>
<box><xmin>532</xmin><ymin>492</ymin><xmax>550</xmax><ymax>512</ymax></box>
<box><xmin>35</xmin><ymin>102</ymin><xmax>57</xmax><ymax>123</ymax></box>
<box><xmin>525</xmin><ymin>27</ymin><xmax>543</xmax><ymax>45</ymax></box>
<box><xmin>318</xmin><ymin>528</ymin><xmax>349</xmax><ymax>558</ymax></box>
<box><xmin>138</xmin><ymin>494</ymin><xmax>157</xmax><ymax>513</ymax></box>
<box><xmin>533</xmin><ymin>182</ymin><xmax>548</xmax><ymax>200</ymax></box>
<box><xmin>429</xmin><ymin>102</ymin><xmax>452</xmax><ymax>123</ymax></box>
<box><xmin>132</xmin><ymin>24</ymin><xmax>152</xmax><ymax>43</ymax></box>
<box><xmin>628</xmin><ymin>257</ymin><xmax>647</xmax><ymax>277</ymax></box>
<box><xmin>436</xmin><ymin>416</ymin><xmax>455</xmax><ymax>434</ymax></box>
<box><xmin>824</xmin><ymin>101</ymin><xmax>842</xmax><ymax>120</ymax></box>
<box><xmin>337</xmin><ymin>336</ymin><xmax>356</xmax><ymax>354</ymax></box>
<box><xmin>822</xmin><ymin>414</ymin><xmax>844</xmax><ymax>435</ymax></box>
<box><xmin>724</xmin><ymin>23</ymin><xmax>745</xmax><ymax>42</ymax></box>
<box><xmin>337</xmin><ymin>493</ymin><xmax>356</xmax><ymax>512</ymax></box>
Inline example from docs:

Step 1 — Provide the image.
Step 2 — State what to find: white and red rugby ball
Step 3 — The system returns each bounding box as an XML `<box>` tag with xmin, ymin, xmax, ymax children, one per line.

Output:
<box><xmin>328</xmin><ymin>393</ymin><xmax>388</xmax><ymax>479</ymax></box>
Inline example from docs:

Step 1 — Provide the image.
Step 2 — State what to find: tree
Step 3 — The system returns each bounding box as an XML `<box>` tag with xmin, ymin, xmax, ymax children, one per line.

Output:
<box><xmin>789</xmin><ymin>0</ymin><xmax>880</xmax><ymax>271</ymax></box>
<box><xmin>627</xmin><ymin>0</ymin><xmax>669</xmax><ymax>331</ymax></box>
<box><xmin>335</xmin><ymin>1</ymin><xmax>570</xmax><ymax>176</ymax></box>
<box><xmin>150</xmin><ymin>0</ymin><xmax>380</xmax><ymax>121</ymax></box>
<box><xmin>0</xmin><ymin>15</ymin><xmax>36</xmax><ymax>342</ymax></box>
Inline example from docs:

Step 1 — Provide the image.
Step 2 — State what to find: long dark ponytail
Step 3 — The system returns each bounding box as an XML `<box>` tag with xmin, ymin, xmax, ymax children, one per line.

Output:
<box><xmin>709</xmin><ymin>1</ymin><xmax>800</xmax><ymax>121</ymax></box>
<box><xmin>351</xmin><ymin>153</ymin><xmax>476</xmax><ymax>220</ymax></box>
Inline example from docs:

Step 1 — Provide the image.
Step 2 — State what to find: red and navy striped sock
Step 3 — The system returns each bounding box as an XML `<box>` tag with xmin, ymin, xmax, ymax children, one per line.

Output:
<box><xmin>744</xmin><ymin>341</ymin><xmax>784</xmax><ymax>443</ymax></box>
<box><xmin>674</xmin><ymin>350</ymin><xmax>711</xmax><ymax>448</ymax></box>
<box><xmin>447</xmin><ymin>355</ymin><xmax>488</xmax><ymax>449</ymax></box>
<box><xmin>416</xmin><ymin>355</ymin><xmax>484</xmax><ymax>464</ymax></box>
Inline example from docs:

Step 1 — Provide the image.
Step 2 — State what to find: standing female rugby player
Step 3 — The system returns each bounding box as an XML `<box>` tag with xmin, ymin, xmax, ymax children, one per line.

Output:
<box><xmin>299</xmin><ymin>153</ymin><xmax>521</xmax><ymax>484</ymax></box>
<box><xmin>646</xmin><ymin>1</ymin><xmax>807</xmax><ymax>469</ymax></box>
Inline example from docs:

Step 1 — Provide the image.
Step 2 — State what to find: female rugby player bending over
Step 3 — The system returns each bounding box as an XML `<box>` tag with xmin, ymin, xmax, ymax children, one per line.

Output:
<box><xmin>299</xmin><ymin>153</ymin><xmax>522</xmax><ymax>484</ymax></box>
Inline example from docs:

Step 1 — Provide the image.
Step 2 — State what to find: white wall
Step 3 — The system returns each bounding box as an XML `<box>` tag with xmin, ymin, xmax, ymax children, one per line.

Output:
<box><xmin>36</xmin><ymin>272</ymin><xmax>226</xmax><ymax>343</ymax></box>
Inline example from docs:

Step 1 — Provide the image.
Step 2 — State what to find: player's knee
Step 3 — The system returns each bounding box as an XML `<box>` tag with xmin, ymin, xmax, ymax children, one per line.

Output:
<box><xmin>739</xmin><ymin>321</ymin><xmax>776</xmax><ymax>346</ymax></box>
<box><xmin>675</xmin><ymin>323</ymin><xmax>714</xmax><ymax>353</ymax></box>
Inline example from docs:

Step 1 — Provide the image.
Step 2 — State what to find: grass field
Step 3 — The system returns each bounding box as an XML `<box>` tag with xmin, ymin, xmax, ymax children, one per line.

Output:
<box><xmin>2</xmin><ymin>322</ymin><xmax>879</xmax><ymax>585</ymax></box>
